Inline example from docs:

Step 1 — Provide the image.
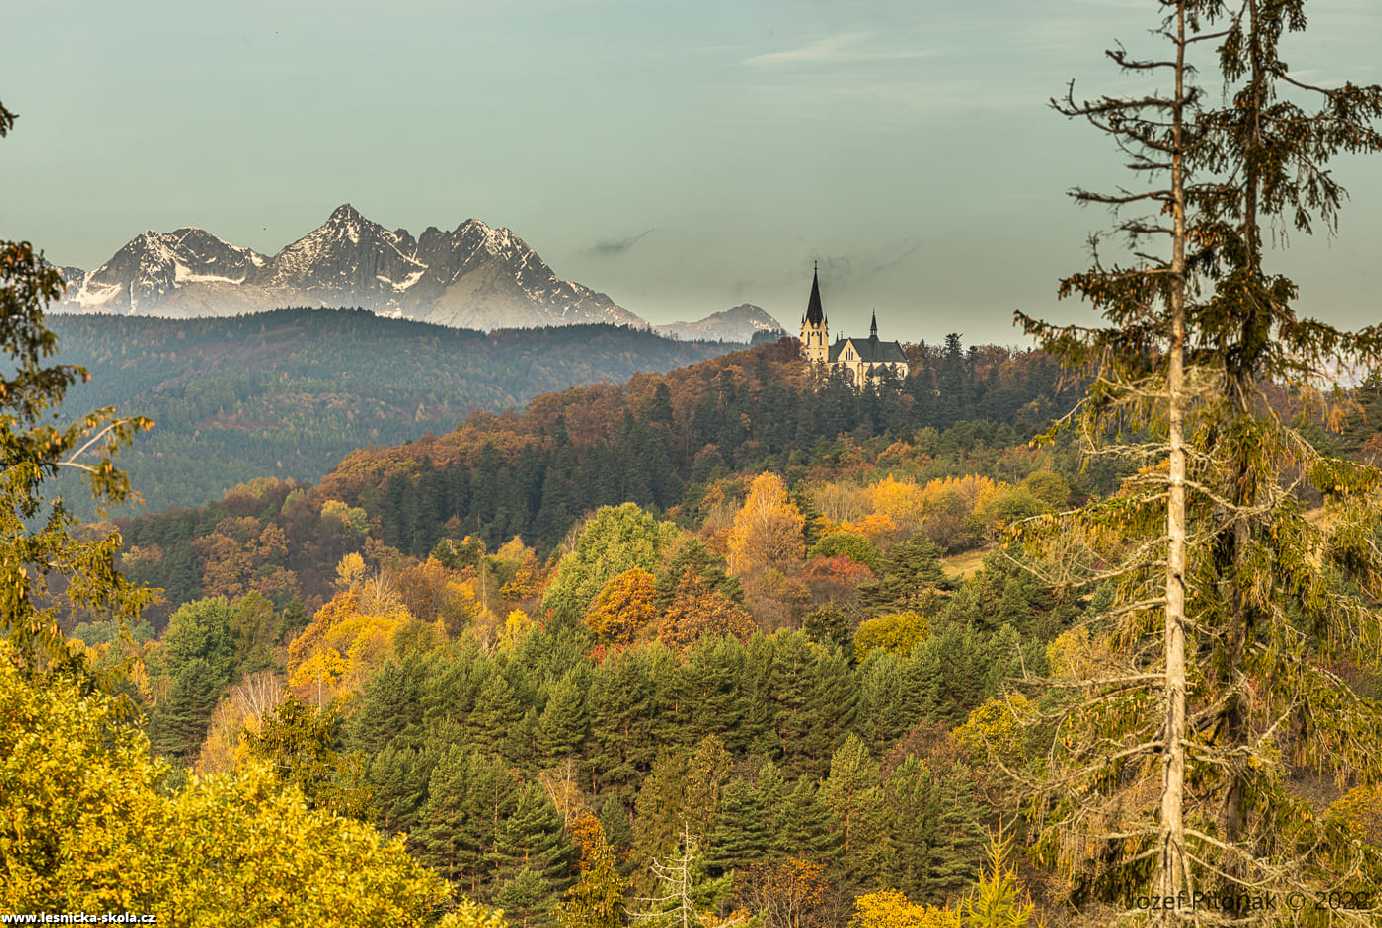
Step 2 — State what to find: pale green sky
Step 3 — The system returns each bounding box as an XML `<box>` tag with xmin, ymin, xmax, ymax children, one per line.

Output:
<box><xmin>3</xmin><ymin>0</ymin><xmax>1380</xmax><ymax>343</ymax></box>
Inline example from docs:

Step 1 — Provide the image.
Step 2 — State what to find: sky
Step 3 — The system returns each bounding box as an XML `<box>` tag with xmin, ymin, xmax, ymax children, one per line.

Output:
<box><xmin>3</xmin><ymin>0</ymin><xmax>1380</xmax><ymax>344</ymax></box>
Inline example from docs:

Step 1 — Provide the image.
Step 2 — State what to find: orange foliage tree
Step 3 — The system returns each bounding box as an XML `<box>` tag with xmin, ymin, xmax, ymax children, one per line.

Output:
<box><xmin>657</xmin><ymin>574</ymin><xmax>755</xmax><ymax>649</ymax></box>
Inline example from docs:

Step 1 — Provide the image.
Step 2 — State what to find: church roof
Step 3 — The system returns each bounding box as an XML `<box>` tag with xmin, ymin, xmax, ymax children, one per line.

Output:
<box><xmin>828</xmin><ymin>334</ymin><xmax>908</xmax><ymax>364</ymax></box>
<box><xmin>803</xmin><ymin>263</ymin><xmax>826</xmax><ymax>326</ymax></box>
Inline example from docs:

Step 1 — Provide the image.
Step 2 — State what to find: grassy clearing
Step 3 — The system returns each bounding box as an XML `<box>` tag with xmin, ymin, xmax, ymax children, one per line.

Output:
<box><xmin>941</xmin><ymin>546</ymin><xmax>991</xmax><ymax>581</ymax></box>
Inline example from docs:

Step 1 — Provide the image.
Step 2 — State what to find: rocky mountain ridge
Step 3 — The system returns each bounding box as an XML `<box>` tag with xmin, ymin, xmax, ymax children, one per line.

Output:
<box><xmin>57</xmin><ymin>204</ymin><xmax>643</xmax><ymax>330</ymax></box>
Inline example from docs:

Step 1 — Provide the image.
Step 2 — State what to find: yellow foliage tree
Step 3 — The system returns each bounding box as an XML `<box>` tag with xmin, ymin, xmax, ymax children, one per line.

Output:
<box><xmin>951</xmin><ymin>695</ymin><xmax>1039</xmax><ymax>780</ymax></box>
<box><xmin>498</xmin><ymin>608</ymin><xmax>536</xmax><ymax>654</ymax></box>
<box><xmin>726</xmin><ymin>472</ymin><xmax>805</xmax><ymax>577</ymax></box>
<box><xmin>584</xmin><ymin>567</ymin><xmax>658</xmax><ymax>645</ymax></box>
<box><xmin>0</xmin><ymin>639</ymin><xmax>457</xmax><ymax>925</ymax></box>
<box><xmin>852</xmin><ymin>611</ymin><xmax>930</xmax><ymax>659</ymax></box>
<box><xmin>959</xmin><ymin>832</ymin><xmax>1041</xmax><ymax>928</ymax></box>
<box><xmin>286</xmin><ymin>587</ymin><xmax>413</xmax><ymax>704</ymax></box>
<box><xmin>849</xmin><ymin>890</ymin><xmax>960</xmax><ymax>928</ymax></box>
<box><xmin>288</xmin><ymin>646</ymin><xmax>347</xmax><ymax>707</ymax></box>
<box><xmin>868</xmin><ymin>475</ymin><xmax>930</xmax><ymax>532</ymax></box>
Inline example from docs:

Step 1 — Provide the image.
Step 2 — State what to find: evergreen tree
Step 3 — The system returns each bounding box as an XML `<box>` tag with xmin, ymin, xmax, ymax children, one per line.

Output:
<box><xmin>150</xmin><ymin>657</ymin><xmax>222</xmax><ymax>763</ymax></box>
<box><xmin>348</xmin><ymin>658</ymin><xmax>427</xmax><ymax>755</ymax></box>
<box><xmin>653</xmin><ymin>539</ymin><xmax>741</xmax><ymax>611</ymax></box>
<box><xmin>491</xmin><ymin>782</ymin><xmax>579</xmax><ymax>919</ymax></box>
<box><xmin>801</xmin><ymin>603</ymin><xmax>854</xmax><ymax>653</ymax></box>
<box><xmin>704</xmin><ymin>777</ymin><xmax>773</xmax><ymax>877</ymax></box>
<box><xmin>412</xmin><ymin>747</ymin><xmax>518</xmax><ymax>894</ymax></box>
<box><xmin>466</xmin><ymin>669</ymin><xmax>526</xmax><ymax>761</ymax></box>
<box><xmin>1010</xmin><ymin>0</ymin><xmax>1382</xmax><ymax>912</ymax></box>
<box><xmin>776</xmin><ymin>776</ymin><xmax>838</xmax><ymax>862</ymax></box>
<box><xmin>859</xmin><ymin>538</ymin><xmax>949</xmax><ymax>615</ymax></box>
<box><xmin>588</xmin><ymin>646</ymin><xmax>666</xmax><ymax>798</ymax></box>
<box><xmin>538</xmin><ymin>668</ymin><xmax>590</xmax><ymax>766</ymax></box>
<box><xmin>882</xmin><ymin>757</ymin><xmax>984</xmax><ymax>905</ymax></box>
<box><xmin>367</xmin><ymin>741</ymin><xmax>434</xmax><ymax>835</ymax></box>
<box><xmin>821</xmin><ymin>734</ymin><xmax>887</xmax><ymax>891</ymax></box>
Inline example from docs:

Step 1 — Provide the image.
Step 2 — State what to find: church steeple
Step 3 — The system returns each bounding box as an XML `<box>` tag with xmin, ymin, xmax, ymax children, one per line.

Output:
<box><xmin>804</xmin><ymin>261</ymin><xmax>826</xmax><ymax>326</ymax></box>
<box><xmin>799</xmin><ymin>261</ymin><xmax>829</xmax><ymax>365</ymax></box>
<box><xmin>869</xmin><ymin>309</ymin><xmax>878</xmax><ymax>340</ymax></box>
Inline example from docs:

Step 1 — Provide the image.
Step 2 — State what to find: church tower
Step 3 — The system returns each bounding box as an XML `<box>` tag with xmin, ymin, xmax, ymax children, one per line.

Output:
<box><xmin>799</xmin><ymin>262</ymin><xmax>829</xmax><ymax>364</ymax></box>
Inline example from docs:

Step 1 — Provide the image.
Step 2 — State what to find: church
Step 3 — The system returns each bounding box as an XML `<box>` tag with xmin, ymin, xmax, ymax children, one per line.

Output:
<box><xmin>798</xmin><ymin>264</ymin><xmax>909</xmax><ymax>386</ymax></box>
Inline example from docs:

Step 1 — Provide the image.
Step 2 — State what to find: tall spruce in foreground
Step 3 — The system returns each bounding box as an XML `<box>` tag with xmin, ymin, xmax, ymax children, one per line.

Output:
<box><xmin>0</xmin><ymin>97</ymin><xmax>152</xmax><ymax>674</ymax></box>
<box><xmin>1006</xmin><ymin>0</ymin><xmax>1382</xmax><ymax>922</ymax></box>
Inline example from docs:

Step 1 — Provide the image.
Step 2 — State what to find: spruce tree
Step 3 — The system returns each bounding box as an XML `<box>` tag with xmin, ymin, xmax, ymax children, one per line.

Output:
<box><xmin>412</xmin><ymin>748</ymin><xmax>518</xmax><ymax>895</ymax></box>
<box><xmin>1007</xmin><ymin>0</ymin><xmax>1382</xmax><ymax>915</ymax></box>
<box><xmin>149</xmin><ymin>657</ymin><xmax>222</xmax><ymax>763</ymax></box>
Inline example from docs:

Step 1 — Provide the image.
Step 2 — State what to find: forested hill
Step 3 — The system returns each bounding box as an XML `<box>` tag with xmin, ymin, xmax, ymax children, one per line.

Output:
<box><xmin>120</xmin><ymin>334</ymin><xmax>1084</xmax><ymax>618</ymax></box>
<box><xmin>48</xmin><ymin>309</ymin><xmax>744</xmax><ymax>516</ymax></box>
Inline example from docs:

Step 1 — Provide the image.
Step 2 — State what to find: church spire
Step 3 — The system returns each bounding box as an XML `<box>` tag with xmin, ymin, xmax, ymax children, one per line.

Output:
<box><xmin>869</xmin><ymin>309</ymin><xmax>878</xmax><ymax>339</ymax></box>
<box><xmin>804</xmin><ymin>261</ymin><xmax>826</xmax><ymax>326</ymax></box>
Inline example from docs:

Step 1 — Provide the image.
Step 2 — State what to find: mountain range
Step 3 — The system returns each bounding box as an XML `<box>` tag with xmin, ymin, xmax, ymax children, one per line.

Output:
<box><xmin>54</xmin><ymin>204</ymin><xmax>783</xmax><ymax>339</ymax></box>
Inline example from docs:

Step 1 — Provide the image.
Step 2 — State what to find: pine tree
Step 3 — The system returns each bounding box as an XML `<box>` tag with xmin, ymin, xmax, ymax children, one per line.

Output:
<box><xmin>675</xmin><ymin>637</ymin><xmax>749</xmax><ymax>751</ymax></box>
<box><xmin>588</xmin><ymin>645</ymin><xmax>667</xmax><ymax>798</ymax></box>
<box><xmin>412</xmin><ymin>748</ymin><xmax>518</xmax><ymax>894</ymax></box>
<box><xmin>496</xmin><ymin>866</ymin><xmax>553</xmax><ymax>928</ymax></box>
<box><xmin>859</xmin><ymin>538</ymin><xmax>949</xmax><ymax>615</ymax></box>
<box><xmin>491</xmin><ymin>782</ymin><xmax>579</xmax><ymax>916</ymax></box>
<box><xmin>704</xmin><ymin>778</ymin><xmax>773</xmax><ymax>877</ymax></box>
<box><xmin>882</xmin><ymin>757</ymin><xmax>984</xmax><ymax>905</ymax></box>
<box><xmin>538</xmin><ymin>669</ymin><xmax>590</xmax><ymax>767</ymax></box>
<box><xmin>367</xmin><ymin>741</ymin><xmax>434</xmax><ymax>835</ymax></box>
<box><xmin>776</xmin><ymin>776</ymin><xmax>839</xmax><ymax>862</ymax></box>
<box><xmin>466</xmin><ymin>669</ymin><xmax>526</xmax><ymax>761</ymax></box>
<box><xmin>821</xmin><ymin>734</ymin><xmax>887</xmax><ymax>891</ymax></box>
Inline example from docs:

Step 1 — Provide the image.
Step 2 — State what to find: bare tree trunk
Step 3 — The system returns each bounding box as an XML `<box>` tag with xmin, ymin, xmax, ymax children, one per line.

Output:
<box><xmin>1160</xmin><ymin>0</ymin><xmax>1191</xmax><ymax>914</ymax></box>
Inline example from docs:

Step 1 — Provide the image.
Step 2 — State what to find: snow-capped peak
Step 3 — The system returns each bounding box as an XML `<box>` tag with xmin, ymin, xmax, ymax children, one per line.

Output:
<box><xmin>54</xmin><ymin>203</ymin><xmax>649</xmax><ymax>330</ymax></box>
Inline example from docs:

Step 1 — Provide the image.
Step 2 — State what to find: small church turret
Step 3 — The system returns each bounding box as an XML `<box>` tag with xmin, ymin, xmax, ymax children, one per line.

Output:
<box><xmin>799</xmin><ymin>261</ymin><xmax>829</xmax><ymax>364</ymax></box>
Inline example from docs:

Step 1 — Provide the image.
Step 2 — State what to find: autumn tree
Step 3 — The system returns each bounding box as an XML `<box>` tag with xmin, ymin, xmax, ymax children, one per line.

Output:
<box><xmin>0</xmin><ymin>637</ymin><xmax>456</xmax><ymax>924</ymax></box>
<box><xmin>555</xmin><ymin>814</ymin><xmax>628</xmax><ymax>928</ymax></box>
<box><xmin>657</xmin><ymin>574</ymin><xmax>756</xmax><ymax>650</ymax></box>
<box><xmin>848</xmin><ymin>891</ymin><xmax>958</xmax><ymax>928</ymax></box>
<box><xmin>0</xmin><ymin>97</ymin><xmax>152</xmax><ymax>672</ymax></box>
<box><xmin>585</xmin><ymin>567</ymin><xmax>659</xmax><ymax>645</ymax></box>
<box><xmin>545</xmin><ymin>504</ymin><xmax>680</xmax><ymax>624</ymax></box>
<box><xmin>726</xmin><ymin>472</ymin><xmax>805</xmax><ymax>577</ymax></box>
<box><xmin>737</xmin><ymin>857</ymin><xmax>829</xmax><ymax>928</ymax></box>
